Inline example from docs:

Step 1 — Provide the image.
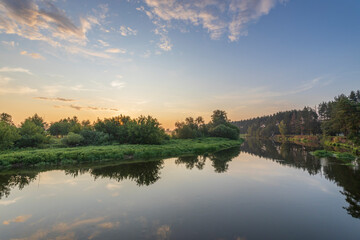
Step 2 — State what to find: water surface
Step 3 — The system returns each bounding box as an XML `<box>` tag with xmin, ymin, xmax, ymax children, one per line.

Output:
<box><xmin>0</xmin><ymin>140</ymin><xmax>359</xmax><ymax>240</ymax></box>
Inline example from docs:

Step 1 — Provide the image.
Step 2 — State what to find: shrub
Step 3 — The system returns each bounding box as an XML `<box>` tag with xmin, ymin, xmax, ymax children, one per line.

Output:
<box><xmin>79</xmin><ymin>130</ymin><xmax>110</xmax><ymax>145</ymax></box>
<box><xmin>209</xmin><ymin>124</ymin><xmax>239</xmax><ymax>140</ymax></box>
<box><xmin>62</xmin><ymin>133</ymin><xmax>84</xmax><ymax>147</ymax></box>
<box><xmin>17</xmin><ymin>120</ymin><xmax>49</xmax><ymax>148</ymax></box>
<box><xmin>0</xmin><ymin>121</ymin><xmax>20</xmax><ymax>150</ymax></box>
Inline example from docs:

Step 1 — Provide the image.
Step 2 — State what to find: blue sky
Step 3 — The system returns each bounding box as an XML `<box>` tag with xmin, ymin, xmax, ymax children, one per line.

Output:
<box><xmin>0</xmin><ymin>0</ymin><xmax>359</xmax><ymax>128</ymax></box>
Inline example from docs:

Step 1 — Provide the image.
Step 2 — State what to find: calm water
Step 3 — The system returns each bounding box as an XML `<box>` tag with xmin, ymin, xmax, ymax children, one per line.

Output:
<box><xmin>0</xmin><ymin>140</ymin><xmax>360</xmax><ymax>240</ymax></box>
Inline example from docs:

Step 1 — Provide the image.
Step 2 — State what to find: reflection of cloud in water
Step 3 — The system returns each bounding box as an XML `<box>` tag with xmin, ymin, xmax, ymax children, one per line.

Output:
<box><xmin>0</xmin><ymin>196</ymin><xmax>22</xmax><ymax>206</ymax></box>
<box><xmin>97</xmin><ymin>221</ymin><xmax>120</xmax><ymax>229</ymax></box>
<box><xmin>3</xmin><ymin>215</ymin><xmax>31</xmax><ymax>225</ymax></box>
<box><xmin>157</xmin><ymin>224</ymin><xmax>171</xmax><ymax>240</ymax></box>
<box><xmin>106</xmin><ymin>182</ymin><xmax>122</xmax><ymax>191</ymax></box>
<box><xmin>12</xmin><ymin>216</ymin><xmax>124</xmax><ymax>240</ymax></box>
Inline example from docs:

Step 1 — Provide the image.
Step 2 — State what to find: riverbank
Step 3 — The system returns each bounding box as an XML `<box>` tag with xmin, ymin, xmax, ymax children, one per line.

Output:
<box><xmin>273</xmin><ymin>135</ymin><xmax>360</xmax><ymax>155</ymax></box>
<box><xmin>0</xmin><ymin>138</ymin><xmax>243</xmax><ymax>169</ymax></box>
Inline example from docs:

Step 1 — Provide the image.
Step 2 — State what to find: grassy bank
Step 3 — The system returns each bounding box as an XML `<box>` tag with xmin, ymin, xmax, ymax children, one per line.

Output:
<box><xmin>274</xmin><ymin>135</ymin><xmax>360</xmax><ymax>155</ymax></box>
<box><xmin>0</xmin><ymin>138</ymin><xmax>243</xmax><ymax>169</ymax></box>
<box><xmin>311</xmin><ymin>150</ymin><xmax>357</xmax><ymax>162</ymax></box>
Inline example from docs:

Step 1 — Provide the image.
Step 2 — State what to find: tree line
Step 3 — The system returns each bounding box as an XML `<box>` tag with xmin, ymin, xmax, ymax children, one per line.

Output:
<box><xmin>0</xmin><ymin>109</ymin><xmax>239</xmax><ymax>150</ymax></box>
<box><xmin>173</xmin><ymin>110</ymin><xmax>240</xmax><ymax>140</ymax></box>
<box><xmin>232</xmin><ymin>90</ymin><xmax>360</xmax><ymax>143</ymax></box>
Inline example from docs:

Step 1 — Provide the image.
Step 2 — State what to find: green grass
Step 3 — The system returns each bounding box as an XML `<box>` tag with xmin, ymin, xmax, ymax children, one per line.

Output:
<box><xmin>311</xmin><ymin>149</ymin><xmax>357</xmax><ymax>161</ymax></box>
<box><xmin>0</xmin><ymin>138</ymin><xmax>244</xmax><ymax>169</ymax></box>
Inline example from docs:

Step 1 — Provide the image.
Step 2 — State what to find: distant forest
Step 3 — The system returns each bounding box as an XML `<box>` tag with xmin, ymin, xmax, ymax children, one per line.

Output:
<box><xmin>232</xmin><ymin>90</ymin><xmax>360</xmax><ymax>143</ymax></box>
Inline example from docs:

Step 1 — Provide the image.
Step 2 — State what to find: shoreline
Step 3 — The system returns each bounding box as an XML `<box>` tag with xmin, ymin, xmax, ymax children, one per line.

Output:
<box><xmin>0</xmin><ymin>138</ymin><xmax>244</xmax><ymax>169</ymax></box>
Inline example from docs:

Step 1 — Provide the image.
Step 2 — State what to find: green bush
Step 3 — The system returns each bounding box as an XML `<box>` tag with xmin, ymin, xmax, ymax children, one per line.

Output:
<box><xmin>209</xmin><ymin>124</ymin><xmax>239</xmax><ymax>140</ymax></box>
<box><xmin>0</xmin><ymin>121</ymin><xmax>20</xmax><ymax>150</ymax></box>
<box><xmin>79</xmin><ymin>130</ymin><xmax>110</xmax><ymax>145</ymax></box>
<box><xmin>62</xmin><ymin>133</ymin><xmax>84</xmax><ymax>147</ymax></box>
<box><xmin>17</xmin><ymin>120</ymin><xmax>49</xmax><ymax>148</ymax></box>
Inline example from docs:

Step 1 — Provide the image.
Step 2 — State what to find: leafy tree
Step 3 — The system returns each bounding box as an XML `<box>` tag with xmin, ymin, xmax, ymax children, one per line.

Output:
<box><xmin>17</xmin><ymin>120</ymin><xmax>48</xmax><ymax>147</ymax></box>
<box><xmin>279</xmin><ymin>120</ymin><xmax>287</xmax><ymax>136</ymax></box>
<box><xmin>209</xmin><ymin>124</ymin><xmax>239</xmax><ymax>140</ymax></box>
<box><xmin>0</xmin><ymin>113</ymin><xmax>13</xmax><ymax>124</ymax></box>
<box><xmin>211</xmin><ymin>110</ymin><xmax>228</xmax><ymax>127</ymax></box>
<box><xmin>62</xmin><ymin>132</ymin><xmax>84</xmax><ymax>147</ymax></box>
<box><xmin>0</xmin><ymin>121</ymin><xmax>20</xmax><ymax>150</ymax></box>
<box><xmin>26</xmin><ymin>114</ymin><xmax>46</xmax><ymax>129</ymax></box>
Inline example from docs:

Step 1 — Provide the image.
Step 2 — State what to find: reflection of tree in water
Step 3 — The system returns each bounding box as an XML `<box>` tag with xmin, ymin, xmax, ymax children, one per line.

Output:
<box><xmin>0</xmin><ymin>173</ymin><xmax>38</xmax><ymax>199</ymax></box>
<box><xmin>64</xmin><ymin>160</ymin><xmax>164</xmax><ymax>186</ymax></box>
<box><xmin>175</xmin><ymin>156</ymin><xmax>206</xmax><ymax>170</ymax></box>
<box><xmin>175</xmin><ymin>147</ymin><xmax>241</xmax><ymax>173</ymax></box>
<box><xmin>242</xmin><ymin>138</ymin><xmax>360</xmax><ymax>220</ymax></box>
<box><xmin>0</xmin><ymin>160</ymin><xmax>164</xmax><ymax>199</ymax></box>
<box><xmin>242</xmin><ymin>138</ymin><xmax>322</xmax><ymax>175</ymax></box>
<box><xmin>322</xmin><ymin>164</ymin><xmax>360</xmax><ymax>219</ymax></box>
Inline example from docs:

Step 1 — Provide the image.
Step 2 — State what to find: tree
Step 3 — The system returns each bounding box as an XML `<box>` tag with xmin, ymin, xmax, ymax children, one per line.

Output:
<box><xmin>0</xmin><ymin>121</ymin><xmax>20</xmax><ymax>150</ymax></box>
<box><xmin>0</xmin><ymin>113</ymin><xmax>13</xmax><ymax>124</ymax></box>
<box><xmin>62</xmin><ymin>132</ymin><xmax>84</xmax><ymax>147</ymax></box>
<box><xmin>211</xmin><ymin>110</ymin><xmax>228</xmax><ymax>127</ymax></box>
<box><xmin>279</xmin><ymin>120</ymin><xmax>287</xmax><ymax>136</ymax></box>
<box><xmin>17</xmin><ymin>120</ymin><xmax>48</xmax><ymax>147</ymax></box>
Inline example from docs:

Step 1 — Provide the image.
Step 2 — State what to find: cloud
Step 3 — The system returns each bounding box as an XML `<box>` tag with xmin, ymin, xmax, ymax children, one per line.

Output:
<box><xmin>0</xmin><ymin>75</ymin><xmax>11</xmax><ymax>85</ymax></box>
<box><xmin>0</xmin><ymin>86</ymin><xmax>37</xmax><ymax>94</ymax></box>
<box><xmin>3</xmin><ymin>215</ymin><xmax>31</xmax><ymax>225</ymax></box>
<box><xmin>106</xmin><ymin>183</ymin><xmax>122</xmax><ymax>191</ymax></box>
<box><xmin>105</xmin><ymin>48</ymin><xmax>126</xmax><ymax>54</ymax></box>
<box><xmin>119</xmin><ymin>26</ymin><xmax>137</xmax><ymax>36</ymax></box>
<box><xmin>0</xmin><ymin>67</ymin><xmax>33</xmax><ymax>75</ymax></box>
<box><xmin>157</xmin><ymin>225</ymin><xmax>171</xmax><ymax>240</ymax></box>
<box><xmin>111</xmin><ymin>80</ymin><xmax>126</xmax><ymax>89</ymax></box>
<box><xmin>20</xmin><ymin>50</ymin><xmax>45</xmax><ymax>59</ymax></box>
<box><xmin>55</xmin><ymin>104</ymin><xmax>119</xmax><ymax>112</ymax></box>
<box><xmin>0</xmin><ymin>0</ymin><xmax>96</xmax><ymax>45</ymax></box>
<box><xmin>140</xmin><ymin>0</ymin><xmax>286</xmax><ymax>47</ymax></box>
<box><xmin>98</xmin><ymin>39</ymin><xmax>109</xmax><ymax>47</ymax></box>
<box><xmin>34</xmin><ymin>96</ymin><xmax>75</xmax><ymax>102</ymax></box>
<box><xmin>0</xmin><ymin>197</ymin><xmax>22</xmax><ymax>206</ymax></box>
<box><xmin>1</xmin><ymin>40</ymin><xmax>16</xmax><ymax>47</ymax></box>
<box><xmin>97</xmin><ymin>221</ymin><xmax>120</xmax><ymax>229</ymax></box>
<box><xmin>215</xmin><ymin>77</ymin><xmax>322</xmax><ymax>101</ymax></box>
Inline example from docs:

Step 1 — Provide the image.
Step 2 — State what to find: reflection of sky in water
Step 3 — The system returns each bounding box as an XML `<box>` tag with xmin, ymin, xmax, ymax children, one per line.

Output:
<box><xmin>0</xmin><ymin>149</ymin><xmax>360</xmax><ymax>240</ymax></box>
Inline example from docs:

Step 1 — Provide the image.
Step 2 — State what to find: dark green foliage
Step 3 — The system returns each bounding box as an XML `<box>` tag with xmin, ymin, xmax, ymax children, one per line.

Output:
<box><xmin>17</xmin><ymin>119</ymin><xmax>49</xmax><ymax>148</ymax></box>
<box><xmin>319</xmin><ymin>91</ymin><xmax>360</xmax><ymax>143</ymax></box>
<box><xmin>174</xmin><ymin>110</ymin><xmax>239</xmax><ymax>140</ymax></box>
<box><xmin>61</xmin><ymin>133</ymin><xmax>84</xmax><ymax>147</ymax></box>
<box><xmin>94</xmin><ymin>115</ymin><xmax>166</xmax><ymax>144</ymax></box>
<box><xmin>234</xmin><ymin>90</ymin><xmax>359</xmax><ymax>142</ymax></box>
<box><xmin>79</xmin><ymin>130</ymin><xmax>110</xmax><ymax>145</ymax></box>
<box><xmin>49</xmin><ymin>117</ymin><xmax>82</xmax><ymax>136</ymax></box>
<box><xmin>0</xmin><ymin>121</ymin><xmax>20</xmax><ymax>150</ymax></box>
<box><xmin>127</xmin><ymin>116</ymin><xmax>166</xmax><ymax>144</ymax></box>
<box><xmin>209</xmin><ymin>124</ymin><xmax>239</xmax><ymax>140</ymax></box>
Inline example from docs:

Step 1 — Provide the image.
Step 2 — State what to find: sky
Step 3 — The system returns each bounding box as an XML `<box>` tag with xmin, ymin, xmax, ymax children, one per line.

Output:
<box><xmin>0</xmin><ymin>0</ymin><xmax>359</xmax><ymax>128</ymax></box>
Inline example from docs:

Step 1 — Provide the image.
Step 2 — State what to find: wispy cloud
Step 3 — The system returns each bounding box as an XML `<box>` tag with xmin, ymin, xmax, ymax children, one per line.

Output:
<box><xmin>215</xmin><ymin>77</ymin><xmax>322</xmax><ymax>101</ymax></box>
<box><xmin>0</xmin><ymin>197</ymin><xmax>22</xmax><ymax>206</ymax></box>
<box><xmin>0</xmin><ymin>86</ymin><xmax>38</xmax><ymax>94</ymax></box>
<box><xmin>98</xmin><ymin>39</ymin><xmax>109</xmax><ymax>47</ymax></box>
<box><xmin>3</xmin><ymin>215</ymin><xmax>31</xmax><ymax>225</ymax></box>
<box><xmin>111</xmin><ymin>80</ymin><xmax>126</xmax><ymax>89</ymax></box>
<box><xmin>0</xmin><ymin>67</ymin><xmax>33</xmax><ymax>75</ymax></box>
<box><xmin>20</xmin><ymin>50</ymin><xmax>45</xmax><ymax>60</ymax></box>
<box><xmin>105</xmin><ymin>48</ymin><xmax>126</xmax><ymax>54</ymax></box>
<box><xmin>139</xmin><ymin>0</ymin><xmax>286</xmax><ymax>49</ymax></box>
<box><xmin>55</xmin><ymin>104</ymin><xmax>119</xmax><ymax>112</ymax></box>
<box><xmin>0</xmin><ymin>0</ymin><xmax>96</xmax><ymax>45</ymax></box>
<box><xmin>1</xmin><ymin>40</ymin><xmax>16</xmax><ymax>47</ymax></box>
<box><xmin>34</xmin><ymin>96</ymin><xmax>75</xmax><ymax>102</ymax></box>
<box><xmin>119</xmin><ymin>26</ymin><xmax>137</xmax><ymax>36</ymax></box>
